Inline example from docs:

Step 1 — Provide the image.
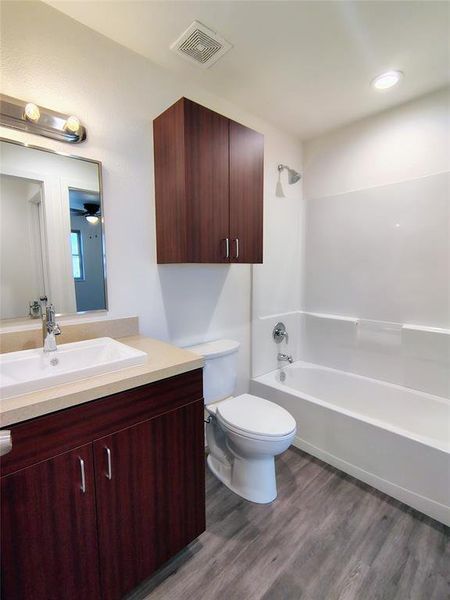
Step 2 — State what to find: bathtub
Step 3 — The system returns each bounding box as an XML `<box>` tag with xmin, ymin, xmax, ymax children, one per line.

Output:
<box><xmin>251</xmin><ymin>360</ymin><xmax>450</xmax><ymax>525</ymax></box>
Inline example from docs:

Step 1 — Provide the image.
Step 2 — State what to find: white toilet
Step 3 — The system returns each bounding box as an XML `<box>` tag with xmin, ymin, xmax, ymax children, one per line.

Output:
<box><xmin>188</xmin><ymin>339</ymin><xmax>296</xmax><ymax>504</ymax></box>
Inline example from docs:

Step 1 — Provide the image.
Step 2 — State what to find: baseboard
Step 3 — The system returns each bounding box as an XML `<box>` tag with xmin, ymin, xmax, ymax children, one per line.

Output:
<box><xmin>293</xmin><ymin>435</ymin><xmax>450</xmax><ymax>527</ymax></box>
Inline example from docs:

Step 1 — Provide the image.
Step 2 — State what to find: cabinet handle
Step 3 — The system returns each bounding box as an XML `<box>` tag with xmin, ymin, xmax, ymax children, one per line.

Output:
<box><xmin>79</xmin><ymin>457</ymin><xmax>86</xmax><ymax>493</ymax></box>
<box><xmin>224</xmin><ymin>238</ymin><xmax>230</xmax><ymax>259</ymax></box>
<box><xmin>0</xmin><ymin>430</ymin><xmax>12</xmax><ymax>457</ymax></box>
<box><xmin>233</xmin><ymin>238</ymin><xmax>239</xmax><ymax>260</ymax></box>
<box><xmin>105</xmin><ymin>446</ymin><xmax>112</xmax><ymax>480</ymax></box>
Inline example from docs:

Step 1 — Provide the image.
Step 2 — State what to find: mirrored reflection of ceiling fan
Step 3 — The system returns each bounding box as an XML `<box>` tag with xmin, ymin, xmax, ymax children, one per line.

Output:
<box><xmin>70</xmin><ymin>202</ymin><xmax>101</xmax><ymax>224</ymax></box>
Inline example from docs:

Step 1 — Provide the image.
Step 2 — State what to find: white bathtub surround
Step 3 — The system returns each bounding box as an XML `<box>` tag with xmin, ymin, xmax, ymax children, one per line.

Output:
<box><xmin>302</xmin><ymin>312</ymin><xmax>359</xmax><ymax>324</ymax></box>
<box><xmin>298</xmin><ymin>313</ymin><xmax>450</xmax><ymax>398</ymax></box>
<box><xmin>252</xmin><ymin>311</ymin><xmax>302</xmax><ymax>377</ymax></box>
<box><xmin>251</xmin><ymin>361</ymin><xmax>450</xmax><ymax>525</ymax></box>
<box><xmin>297</xmin><ymin>89</ymin><xmax>450</xmax><ymax>393</ymax></box>
<box><xmin>402</xmin><ymin>324</ymin><xmax>450</xmax><ymax>335</ymax></box>
<box><xmin>304</xmin><ymin>171</ymin><xmax>449</xmax><ymax>327</ymax></box>
<box><xmin>253</xmin><ymin>311</ymin><xmax>449</xmax><ymax>398</ymax></box>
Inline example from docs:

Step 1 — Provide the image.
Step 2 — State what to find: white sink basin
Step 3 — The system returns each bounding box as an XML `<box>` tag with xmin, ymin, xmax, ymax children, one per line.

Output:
<box><xmin>0</xmin><ymin>337</ymin><xmax>147</xmax><ymax>399</ymax></box>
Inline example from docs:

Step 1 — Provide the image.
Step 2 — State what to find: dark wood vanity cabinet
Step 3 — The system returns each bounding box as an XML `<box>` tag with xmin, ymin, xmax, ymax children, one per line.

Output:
<box><xmin>153</xmin><ymin>97</ymin><xmax>264</xmax><ymax>264</ymax></box>
<box><xmin>94</xmin><ymin>401</ymin><xmax>205</xmax><ymax>600</ymax></box>
<box><xmin>1</xmin><ymin>370</ymin><xmax>205</xmax><ymax>600</ymax></box>
<box><xmin>1</xmin><ymin>444</ymin><xmax>101</xmax><ymax>600</ymax></box>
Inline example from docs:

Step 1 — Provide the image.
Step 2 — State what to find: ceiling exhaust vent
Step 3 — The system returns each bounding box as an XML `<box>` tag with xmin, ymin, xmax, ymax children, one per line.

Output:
<box><xmin>170</xmin><ymin>21</ymin><xmax>232</xmax><ymax>68</ymax></box>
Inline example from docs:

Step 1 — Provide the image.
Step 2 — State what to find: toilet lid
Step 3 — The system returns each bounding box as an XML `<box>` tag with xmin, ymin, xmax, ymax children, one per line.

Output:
<box><xmin>217</xmin><ymin>394</ymin><xmax>296</xmax><ymax>438</ymax></box>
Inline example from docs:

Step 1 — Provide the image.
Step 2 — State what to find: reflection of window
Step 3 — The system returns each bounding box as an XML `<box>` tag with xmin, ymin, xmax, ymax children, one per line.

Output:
<box><xmin>71</xmin><ymin>230</ymin><xmax>84</xmax><ymax>280</ymax></box>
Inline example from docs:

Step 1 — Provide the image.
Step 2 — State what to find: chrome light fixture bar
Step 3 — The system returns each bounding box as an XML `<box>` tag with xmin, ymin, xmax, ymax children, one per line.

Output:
<box><xmin>0</xmin><ymin>94</ymin><xmax>86</xmax><ymax>143</ymax></box>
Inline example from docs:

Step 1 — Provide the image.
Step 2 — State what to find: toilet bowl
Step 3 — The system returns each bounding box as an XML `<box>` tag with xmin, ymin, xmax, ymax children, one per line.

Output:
<box><xmin>207</xmin><ymin>394</ymin><xmax>296</xmax><ymax>503</ymax></box>
<box><xmin>187</xmin><ymin>340</ymin><xmax>297</xmax><ymax>504</ymax></box>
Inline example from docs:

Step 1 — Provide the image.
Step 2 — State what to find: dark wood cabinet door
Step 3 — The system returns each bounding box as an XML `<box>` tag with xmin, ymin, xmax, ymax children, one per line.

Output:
<box><xmin>229</xmin><ymin>119</ymin><xmax>264</xmax><ymax>263</ymax></box>
<box><xmin>94</xmin><ymin>400</ymin><xmax>205</xmax><ymax>600</ymax></box>
<box><xmin>1</xmin><ymin>444</ymin><xmax>100</xmax><ymax>600</ymax></box>
<box><xmin>153</xmin><ymin>399</ymin><xmax>206</xmax><ymax>564</ymax></box>
<box><xmin>184</xmin><ymin>98</ymin><xmax>230</xmax><ymax>262</ymax></box>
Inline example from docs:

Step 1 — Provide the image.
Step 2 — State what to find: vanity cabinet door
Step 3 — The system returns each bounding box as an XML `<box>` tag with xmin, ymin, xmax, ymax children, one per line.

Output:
<box><xmin>229</xmin><ymin>119</ymin><xmax>264</xmax><ymax>263</ymax></box>
<box><xmin>93</xmin><ymin>399</ymin><xmax>205</xmax><ymax>600</ymax></box>
<box><xmin>1</xmin><ymin>444</ymin><xmax>100</xmax><ymax>600</ymax></box>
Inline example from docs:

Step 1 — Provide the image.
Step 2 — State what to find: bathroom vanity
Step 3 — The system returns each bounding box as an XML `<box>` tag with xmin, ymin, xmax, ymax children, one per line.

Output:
<box><xmin>0</xmin><ymin>337</ymin><xmax>205</xmax><ymax>600</ymax></box>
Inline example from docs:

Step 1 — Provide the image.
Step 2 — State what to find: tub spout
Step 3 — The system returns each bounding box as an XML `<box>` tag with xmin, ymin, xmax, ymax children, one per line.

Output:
<box><xmin>277</xmin><ymin>353</ymin><xmax>293</xmax><ymax>364</ymax></box>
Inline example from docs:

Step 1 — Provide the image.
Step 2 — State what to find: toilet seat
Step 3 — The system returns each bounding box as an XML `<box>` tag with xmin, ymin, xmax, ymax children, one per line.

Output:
<box><xmin>216</xmin><ymin>394</ymin><xmax>296</xmax><ymax>440</ymax></box>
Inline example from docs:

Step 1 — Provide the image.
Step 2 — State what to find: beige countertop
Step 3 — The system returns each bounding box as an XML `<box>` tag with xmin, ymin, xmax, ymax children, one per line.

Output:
<box><xmin>0</xmin><ymin>336</ymin><xmax>204</xmax><ymax>427</ymax></box>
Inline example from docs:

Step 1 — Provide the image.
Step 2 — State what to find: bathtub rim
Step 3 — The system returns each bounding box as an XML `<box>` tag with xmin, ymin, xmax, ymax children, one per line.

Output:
<box><xmin>254</xmin><ymin>360</ymin><xmax>450</xmax><ymax>454</ymax></box>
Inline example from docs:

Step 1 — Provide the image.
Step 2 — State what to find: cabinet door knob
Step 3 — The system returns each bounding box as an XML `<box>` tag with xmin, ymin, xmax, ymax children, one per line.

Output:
<box><xmin>79</xmin><ymin>457</ymin><xmax>86</xmax><ymax>493</ymax></box>
<box><xmin>105</xmin><ymin>446</ymin><xmax>112</xmax><ymax>480</ymax></box>
<box><xmin>224</xmin><ymin>238</ymin><xmax>230</xmax><ymax>259</ymax></box>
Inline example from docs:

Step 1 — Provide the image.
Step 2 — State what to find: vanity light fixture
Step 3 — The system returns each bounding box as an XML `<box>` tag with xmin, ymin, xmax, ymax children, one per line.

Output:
<box><xmin>371</xmin><ymin>70</ymin><xmax>403</xmax><ymax>90</ymax></box>
<box><xmin>24</xmin><ymin>103</ymin><xmax>40</xmax><ymax>122</ymax></box>
<box><xmin>0</xmin><ymin>94</ymin><xmax>86</xmax><ymax>143</ymax></box>
<box><xmin>64</xmin><ymin>115</ymin><xmax>81</xmax><ymax>134</ymax></box>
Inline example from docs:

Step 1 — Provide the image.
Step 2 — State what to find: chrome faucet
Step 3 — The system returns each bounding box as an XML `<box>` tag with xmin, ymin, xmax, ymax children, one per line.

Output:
<box><xmin>42</xmin><ymin>303</ymin><xmax>61</xmax><ymax>353</ymax></box>
<box><xmin>277</xmin><ymin>353</ymin><xmax>293</xmax><ymax>364</ymax></box>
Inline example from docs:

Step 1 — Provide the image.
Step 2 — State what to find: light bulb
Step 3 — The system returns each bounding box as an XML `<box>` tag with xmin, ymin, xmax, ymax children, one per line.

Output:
<box><xmin>24</xmin><ymin>103</ymin><xmax>40</xmax><ymax>122</ymax></box>
<box><xmin>65</xmin><ymin>115</ymin><xmax>81</xmax><ymax>133</ymax></box>
<box><xmin>86</xmin><ymin>215</ymin><xmax>99</xmax><ymax>224</ymax></box>
<box><xmin>372</xmin><ymin>71</ymin><xmax>403</xmax><ymax>90</ymax></box>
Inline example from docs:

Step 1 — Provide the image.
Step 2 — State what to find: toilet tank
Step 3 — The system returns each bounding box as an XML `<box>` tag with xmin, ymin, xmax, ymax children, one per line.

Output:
<box><xmin>186</xmin><ymin>339</ymin><xmax>240</xmax><ymax>404</ymax></box>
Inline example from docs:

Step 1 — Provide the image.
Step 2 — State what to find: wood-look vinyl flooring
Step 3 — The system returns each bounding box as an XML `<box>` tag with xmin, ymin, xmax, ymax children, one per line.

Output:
<box><xmin>128</xmin><ymin>447</ymin><xmax>449</xmax><ymax>600</ymax></box>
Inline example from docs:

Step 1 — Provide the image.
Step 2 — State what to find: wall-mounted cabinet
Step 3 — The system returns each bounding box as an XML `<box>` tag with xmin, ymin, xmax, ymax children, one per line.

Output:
<box><xmin>153</xmin><ymin>98</ymin><xmax>264</xmax><ymax>264</ymax></box>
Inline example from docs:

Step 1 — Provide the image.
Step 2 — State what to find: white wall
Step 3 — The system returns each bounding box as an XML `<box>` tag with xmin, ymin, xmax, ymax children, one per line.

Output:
<box><xmin>300</xmin><ymin>88</ymin><xmax>450</xmax><ymax>397</ymax></box>
<box><xmin>251</xmin><ymin>139</ymin><xmax>304</xmax><ymax>378</ymax></box>
<box><xmin>1</xmin><ymin>1</ymin><xmax>302</xmax><ymax>394</ymax></box>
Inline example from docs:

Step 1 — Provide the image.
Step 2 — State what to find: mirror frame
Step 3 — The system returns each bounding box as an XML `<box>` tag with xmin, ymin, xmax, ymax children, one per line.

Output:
<box><xmin>0</xmin><ymin>137</ymin><xmax>108</xmax><ymax>321</ymax></box>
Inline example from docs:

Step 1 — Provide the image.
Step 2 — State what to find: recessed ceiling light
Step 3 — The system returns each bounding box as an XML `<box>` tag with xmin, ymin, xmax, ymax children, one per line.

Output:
<box><xmin>372</xmin><ymin>70</ymin><xmax>403</xmax><ymax>90</ymax></box>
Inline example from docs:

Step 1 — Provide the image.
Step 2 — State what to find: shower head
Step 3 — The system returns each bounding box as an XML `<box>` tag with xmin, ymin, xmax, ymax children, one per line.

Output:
<box><xmin>288</xmin><ymin>168</ymin><xmax>301</xmax><ymax>184</ymax></box>
<box><xmin>278</xmin><ymin>164</ymin><xmax>301</xmax><ymax>185</ymax></box>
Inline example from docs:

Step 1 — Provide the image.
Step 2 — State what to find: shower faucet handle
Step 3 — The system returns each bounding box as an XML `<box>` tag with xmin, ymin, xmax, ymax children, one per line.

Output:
<box><xmin>273</xmin><ymin>322</ymin><xmax>288</xmax><ymax>343</ymax></box>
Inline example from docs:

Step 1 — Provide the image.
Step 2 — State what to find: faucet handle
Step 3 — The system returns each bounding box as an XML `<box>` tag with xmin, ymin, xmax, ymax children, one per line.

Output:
<box><xmin>53</xmin><ymin>324</ymin><xmax>61</xmax><ymax>336</ymax></box>
<box><xmin>29</xmin><ymin>300</ymin><xmax>41</xmax><ymax>319</ymax></box>
<box><xmin>273</xmin><ymin>322</ymin><xmax>288</xmax><ymax>343</ymax></box>
<box><xmin>45</xmin><ymin>304</ymin><xmax>55</xmax><ymax>320</ymax></box>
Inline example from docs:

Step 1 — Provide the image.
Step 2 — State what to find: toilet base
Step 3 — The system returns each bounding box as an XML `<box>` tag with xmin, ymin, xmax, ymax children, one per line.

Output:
<box><xmin>207</xmin><ymin>452</ymin><xmax>277</xmax><ymax>504</ymax></box>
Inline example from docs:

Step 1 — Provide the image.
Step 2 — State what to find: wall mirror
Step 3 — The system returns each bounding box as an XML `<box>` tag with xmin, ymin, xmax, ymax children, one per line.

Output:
<box><xmin>0</xmin><ymin>139</ymin><xmax>107</xmax><ymax>320</ymax></box>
